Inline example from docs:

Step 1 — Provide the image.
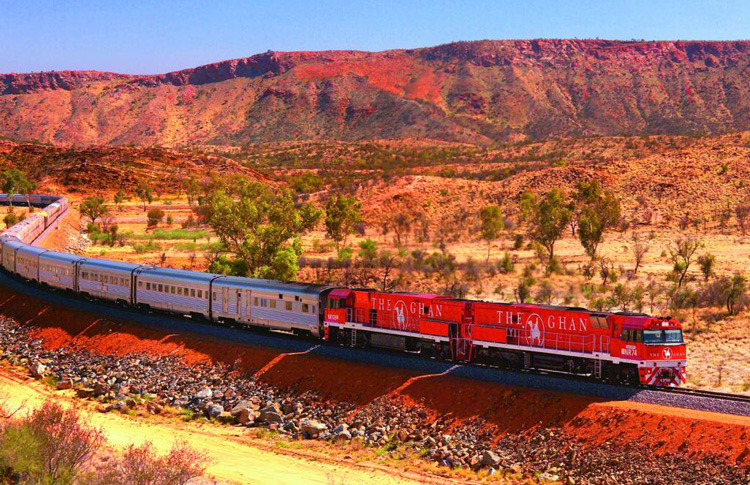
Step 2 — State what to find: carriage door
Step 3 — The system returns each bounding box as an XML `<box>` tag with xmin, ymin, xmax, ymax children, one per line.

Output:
<box><xmin>222</xmin><ymin>287</ymin><xmax>229</xmax><ymax>314</ymax></box>
<box><xmin>243</xmin><ymin>290</ymin><xmax>252</xmax><ymax>320</ymax></box>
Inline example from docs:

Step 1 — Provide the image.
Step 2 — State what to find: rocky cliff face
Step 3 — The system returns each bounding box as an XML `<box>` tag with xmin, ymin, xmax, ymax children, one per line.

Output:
<box><xmin>3</xmin><ymin>40</ymin><xmax>750</xmax><ymax>146</ymax></box>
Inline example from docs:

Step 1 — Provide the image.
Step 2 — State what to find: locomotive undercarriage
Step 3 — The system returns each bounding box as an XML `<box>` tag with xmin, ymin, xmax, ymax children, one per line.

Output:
<box><xmin>329</xmin><ymin>326</ymin><xmax>640</xmax><ymax>385</ymax></box>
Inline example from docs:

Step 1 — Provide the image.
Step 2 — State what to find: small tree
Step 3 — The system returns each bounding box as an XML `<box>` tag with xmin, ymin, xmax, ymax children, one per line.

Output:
<box><xmin>668</xmin><ymin>237</ymin><xmax>702</xmax><ymax>287</ymax></box>
<box><xmin>520</xmin><ymin>189</ymin><xmax>572</xmax><ymax>268</ymax></box>
<box><xmin>135</xmin><ymin>182</ymin><xmax>154</xmax><ymax>212</ymax></box>
<box><xmin>1</xmin><ymin>168</ymin><xmax>36</xmax><ymax>196</ymax></box>
<box><xmin>147</xmin><ymin>208</ymin><xmax>165</xmax><ymax>228</ymax></box>
<box><xmin>358</xmin><ymin>238</ymin><xmax>378</xmax><ymax>263</ymax></box>
<box><xmin>736</xmin><ymin>203</ymin><xmax>750</xmax><ymax>235</ymax></box>
<box><xmin>80</xmin><ymin>196</ymin><xmax>109</xmax><ymax>224</ymax></box>
<box><xmin>724</xmin><ymin>274</ymin><xmax>748</xmax><ymax>315</ymax></box>
<box><xmin>480</xmin><ymin>205</ymin><xmax>505</xmax><ymax>263</ymax></box>
<box><xmin>391</xmin><ymin>213</ymin><xmax>412</xmax><ymax>247</ymax></box>
<box><xmin>574</xmin><ymin>180</ymin><xmax>621</xmax><ymax>260</ymax></box>
<box><xmin>378</xmin><ymin>249</ymin><xmax>405</xmax><ymax>291</ymax></box>
<box><xmin>631</xmin><ymin>232</ymin><xmax>649</xmax><ymax>274</ymax></box>
<box><xmin>113</xmin><ymin>189</ymin><xmax>126</xmax><ymax>210</ymax></box>
<box><xmin>325</xmin><ymin>195</ymin><xmax>362</xmax><ymax>251</ymax></box>
<box><xmin>697</xmin><ymin>253</ymin><xmax>716</xmax><ymax>281</ymax></box>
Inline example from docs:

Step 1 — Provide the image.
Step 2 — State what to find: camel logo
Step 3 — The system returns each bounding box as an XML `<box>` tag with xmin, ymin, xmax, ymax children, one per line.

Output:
<box><xmin>394</xmin><ymin>300</ymin><xmax>407</xmax><ymax>330</ymax></box>
<box><xmin>662</xmin><ymin>348</ymin><xmax>672</xmax><ymax>360</ymax></box>
<box><xmin>525</xmin><ymin>313</ymin><xmax>545</xmax><ymax>347</ymax></box>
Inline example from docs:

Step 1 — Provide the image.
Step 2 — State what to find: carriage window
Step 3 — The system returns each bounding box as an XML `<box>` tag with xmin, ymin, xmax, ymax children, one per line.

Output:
<box><xmin>254</xmin><ymin>297</ymin><xmax>258</xmax><ymax>306</ymax></box>
<box><xmin>270</xmin><ymin>300</ymin><xmax>276</xmax><ymax>309</ymax></box>
<box><xmin>213</xmin><ymin>292</ymin><xmax>217</xmax><ymax>301</ymax></box>
<box><xmin>261</xmin><ymin>299</ymin><xmax>268</xmax><ymax>307</ymax></box>
<box><xmin>191</xmin><ymin>289</ymin><xmax>196</xmax><ymax>297</ymax></box>
<box><xmin>302</xmin><ymin>303</ymin><xmax>310</xmax><ymax>313</ymax></box>
<box><xmin>145</xmin><ymin>282</ymin><xmax>150</xmax><ymax>290</ymax></box>
<box><xmin>286</xmin><ymin>301</ymin><xmax>293</xmax><ymax>311</ymax></box>
<box><xmin>138</xmin><ymin>281</ymin><xmax>143</xmax><ymax>288</ymax></box>
<box><xmin>158</xmin><ymin>284</ymin><xmax>163</xmax><ymax>292</ymax></box>
<box><xmin>177</xmin><ymin>287</ymin><xmax>182</xmax><ymax>295</ymax></box>
<box><xmin>279</xmin><ymin>294</ymin><xmax>283</xmax><ymax>299</ymax></box>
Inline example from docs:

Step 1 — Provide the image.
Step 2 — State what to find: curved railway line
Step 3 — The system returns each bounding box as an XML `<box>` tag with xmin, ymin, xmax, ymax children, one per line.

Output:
<box><xmin>0</xmin><ymin>194</ymin><xmax>748</xmax><ymax>418</ymax></box>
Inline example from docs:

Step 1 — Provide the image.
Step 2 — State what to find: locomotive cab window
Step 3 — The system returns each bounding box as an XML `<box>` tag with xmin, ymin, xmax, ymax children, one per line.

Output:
<box><xmin>643</xmin><ymin>329</ymin><xmax>683</xmax><ymax>345</ymax></box>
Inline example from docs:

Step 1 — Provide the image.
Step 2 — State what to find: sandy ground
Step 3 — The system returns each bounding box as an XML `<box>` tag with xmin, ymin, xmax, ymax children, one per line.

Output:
<box><xmin>0</xmin><ymin>368</ymin><xmax>437</xmax><ymax>485</ymax></box>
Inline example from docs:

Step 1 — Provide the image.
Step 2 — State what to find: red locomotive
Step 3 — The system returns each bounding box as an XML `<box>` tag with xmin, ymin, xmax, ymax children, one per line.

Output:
<box><xmin>324</xmin><ymin>289</ymin><xmax>686</xmax><ymax>386</ymax></box>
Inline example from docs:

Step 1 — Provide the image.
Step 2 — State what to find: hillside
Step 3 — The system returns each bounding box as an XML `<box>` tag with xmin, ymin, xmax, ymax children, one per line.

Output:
<box><xmin>4</xmin><ymin>40</ymin><xmax>750</xmax><ymax>146</ymax></box>
<box><xmin>0</xmin><ymin>140</ymin><xmax>267</xmax><ymax>193</ymax></box>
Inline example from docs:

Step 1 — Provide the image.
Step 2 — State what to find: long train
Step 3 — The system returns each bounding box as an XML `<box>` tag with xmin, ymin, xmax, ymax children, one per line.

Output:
<box><xmin>0</xmin><ymin>194</ymin><xmax>687</xmax><ymax>387</ymax></box>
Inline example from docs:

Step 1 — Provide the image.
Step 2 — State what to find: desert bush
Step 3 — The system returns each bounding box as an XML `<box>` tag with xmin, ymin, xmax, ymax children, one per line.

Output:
<box><xmin>147</xmin><ymin>208</ymin><xmax>166</xmax><ymax>228</ymax></box>
<box><xmin>515</xmin><ymin>276</ymin><xmax>535</xmax><ymax>303</ymax></box>
<box><xmin>464</xmin><ymin>257</ymin><xmax>481</xmax><ymax>281</ymax></box>
<box><xmin>0</xmin><ymin>401</ymin><xmax>104</xmax><ymax>484</ymax></box>
<box><xmin>512</xmin><ymin>234</ymin><xmax>524</xmax><ymax>250</ymax></box>
<box><xmin>2</xmin><ymin>213</ymin><xmax>16</xmax><ymax>229</ymax></box>
<box><xmin>92</xmin><ymin>441</ymin><xmax>210</xmax><ymax>485</ymax></box>
<box><xmin>498</xmin><ymin>251</ymin><xmax>515</xmax><ymax>274</ymax></box>
<box><xmin>697</xmin><ymin>253</ymin><xmax>716</xmax><ymax>281</ymax></box>
<box><xmin>534</xmin><ymin>280</ymin><xmax>554</xmax><ymax>304</ymax></box>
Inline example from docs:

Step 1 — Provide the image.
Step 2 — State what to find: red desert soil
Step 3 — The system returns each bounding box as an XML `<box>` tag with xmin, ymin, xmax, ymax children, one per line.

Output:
<box><xmin>0</xmin><ymin>283</ymin><xmax>749</xmax><ymax>469</ymax></box>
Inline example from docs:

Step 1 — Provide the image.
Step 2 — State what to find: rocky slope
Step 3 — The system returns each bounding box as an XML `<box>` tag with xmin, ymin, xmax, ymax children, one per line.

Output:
<box><xmin>4</xmin><ymin>40</ymin><xmax>750</xmax><ymax>146</ymax></box>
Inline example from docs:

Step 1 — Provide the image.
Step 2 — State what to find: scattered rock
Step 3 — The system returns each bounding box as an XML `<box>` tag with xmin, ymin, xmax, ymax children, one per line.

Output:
<box><xmin>301</xmin><ymin>419</ymin><xmax>327</xmax><ymax>439</ymax></box>
<box><xmin>205</xmin><ymin>404</ymin><xmax>224</xmax><ymax>419</ymax></box>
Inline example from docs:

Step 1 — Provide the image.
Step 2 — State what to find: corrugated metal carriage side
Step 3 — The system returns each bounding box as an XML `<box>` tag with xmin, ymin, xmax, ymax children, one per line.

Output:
<box><xmin>135</xmin><ymin>267</ymin><xmax>217</xmax><ymax>318</ymax></box>
<box><xmin>213</xmin><ymin>277</ymin><xmax>332</xmax><ymax>336</ymax></box>
<box><xmin>39</xmin><ymin>251</ymin><xmax>85</xmax><ymax>291</ymax></box>
<box><xmin>15</xmin><ymin>245</ymin><xmax>49</xmax><ymax>282</ymax></box>
<box><xmin>78</xmin><ymin>258</ymin><xmax>141</xmax><ymax>304</ymax></box>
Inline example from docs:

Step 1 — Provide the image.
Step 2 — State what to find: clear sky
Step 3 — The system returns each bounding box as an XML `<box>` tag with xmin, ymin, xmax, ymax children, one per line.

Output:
<box><xmin>2</xmin><ymin>0</ymin><xmax>750</xmax><ymax>74</ymax></box>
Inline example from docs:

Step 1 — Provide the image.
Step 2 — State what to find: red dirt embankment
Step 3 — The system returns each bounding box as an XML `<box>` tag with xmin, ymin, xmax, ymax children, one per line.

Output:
<box><xmin>1</xmin><ymin>283</ymin><xmax>749</xmax><ymax>468</ymax></box>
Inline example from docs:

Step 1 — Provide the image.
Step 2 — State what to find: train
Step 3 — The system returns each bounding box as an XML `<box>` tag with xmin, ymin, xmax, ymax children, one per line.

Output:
<box><xmin>0</xmin><ymin>194</ymin><xmax>687</xmax><ymax>387</ymax></box>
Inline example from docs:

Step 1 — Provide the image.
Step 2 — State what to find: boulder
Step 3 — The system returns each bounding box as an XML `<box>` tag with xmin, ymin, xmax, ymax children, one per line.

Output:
<box><xmin>206</xmin><ymin>404</ymin><xmax>224</xmax><ymax>419</ymax></box>
<box><xmin>481</xmin><ymin>450</ymin><xmax>501</xmax><ymax>468</ymax></box>
<box><xmin>76</xmin><ymin>388</ymin><xmax>94</xmax><ymax>399</ymax></box>
<box><xmin>259</xmin><ymin>403</ymin><xmax>284</xmax><ymax>424</ymax></box>
<box><xmin>28</xmin><ymin>363</ymin><xmax>47</xmax><ymax>379</ymax></box>
<box><xmin>301</xmin><ymin>419</ymin><xmax>327</xmax><ymax>439</ymax></box>
<box><xmin>236</xmin><ymin>408</ymin><xmax>256</xmax><ymax>425</ymax></box>
<box><xmin>56</xmin><ymin>379</ymin><xmax>72</xmax><ymax>390</ymax></box>
<box><xmin>195</xmin><ymin>387</ymin><xmax>212</xmax><ymax>399</ymax></box>
<box><xmin>93</xmin><ymin>382</ymin><xmax>109</xmax><ymax>396</ymax></box>
<box><xmin>231</xmin><ymin>400</ymin><xmax>253</xmax><ymax>417</ymax></box>
<box><xmin>146</xmin><ymin>402</ymin><xmax>162</xmax><ymax>415</ymax></box>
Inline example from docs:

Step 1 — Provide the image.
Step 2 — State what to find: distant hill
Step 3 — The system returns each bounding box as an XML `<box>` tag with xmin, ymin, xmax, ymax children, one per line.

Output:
<box><xmin>3</xmin><ymin>39</ymin><xmax>750</xmax><ymax>146</ymax></box>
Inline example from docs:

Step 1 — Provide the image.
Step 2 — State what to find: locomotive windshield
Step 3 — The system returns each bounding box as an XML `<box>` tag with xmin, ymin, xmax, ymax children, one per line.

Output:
<box><xmin>643</xmin><ymin>329</ymin><xmax>683</xmax><ymax>345</ymax></box>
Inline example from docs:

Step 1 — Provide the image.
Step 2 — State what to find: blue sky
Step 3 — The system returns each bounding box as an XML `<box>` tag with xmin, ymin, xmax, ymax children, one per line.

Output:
<box><xmin>2</xmin><ymin>0</ymin><xmax>749</xmax><ymax>74</ymax></box>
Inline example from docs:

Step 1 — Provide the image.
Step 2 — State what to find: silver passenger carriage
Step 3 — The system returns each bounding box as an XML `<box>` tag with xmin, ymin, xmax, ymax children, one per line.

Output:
<box><xmin>78</xmin><ymin>259</ymin><xmax>144</xmax><ymax>304</ymax></box>
<box><xmin>2</xmin><ymin>237</ymin><xmax>25</xmax><ymax>273</ymax></box>
<box><xmin>134</xmin><ymin>267</ymin><xmax>217</xmax><ymax>318</ymax></box>
<box><xmin>212</xmin><ymin>277</ymin><xmax>332</xmax><ymax>336</ymax></box>
<box><xmin>39</xmin><ymin>251</ymin><xmax>86</xmax><ymax>291</ymax></box>
<box><xmin>15</xmin><ymin>244</ymin><xmax>48</xmax><ymax>282</ymax></box>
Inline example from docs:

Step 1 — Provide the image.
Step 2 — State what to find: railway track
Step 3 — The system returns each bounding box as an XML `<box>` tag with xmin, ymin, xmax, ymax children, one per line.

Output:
<box><xmin>641</xmin><ymin>385</ymin><xmax>750</xmax><ymax>404</ymax></box>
